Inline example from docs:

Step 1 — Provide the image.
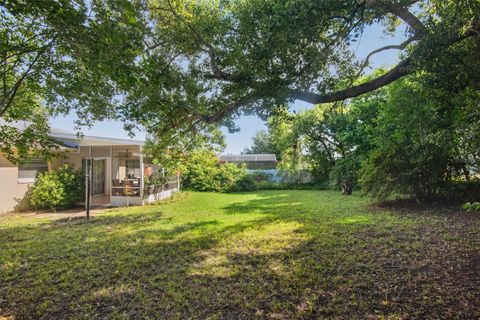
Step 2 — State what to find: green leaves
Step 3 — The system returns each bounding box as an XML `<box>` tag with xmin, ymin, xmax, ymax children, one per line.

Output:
<box><xmin>1</xmin><ymin>0</ymin><xmax>479</xmax><ymax>166</ymax></box>
<box><xmin>28</xmin><ymin>165</ymin><xmax>84</xmax><ymax>211</ymax></box>
<box><xmin>242</xmin><ymin>130</ymin><xmax>279</xmax><ymax>156</ymax></box>
<box><xmin>358</xmin><ymin>77</ymin><xmax>457</xmax><ymax>201</ymax></box>
<box><xmin>180</xmin><ymin>150</ymin><xmax>246</xmax><ymax>192</ymax></box>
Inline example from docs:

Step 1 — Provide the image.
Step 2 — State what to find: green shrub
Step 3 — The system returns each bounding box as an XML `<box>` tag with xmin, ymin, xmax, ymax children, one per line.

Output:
<box><xmin>462</xmin><ymin>202</ymin><xmax>480</xmax><ymax>213</ymax></box>
<box><xmin>228</xmin><ymin>174</ymin><xmax>258</xmax><ymax>192</ymax></box>
<box><xmin>29</xmin><ymin>165</ymin><xmax>84</xmax><ymax>211</ymax></box>
<box><xmin>329</xmin><ymin>155</ymin><xmax>359</xmax><ymax>195</ymax></box>
<box><xmin>228</xmin><ymin>172</ymin><xmax>280</xmax><ymax>192</ymax></box>
<box><xmin>440</xmin><ymin>181</ymin><xmax>480</xmax><ymax>202</ymax></box>
<box><xmin>181</xmin><ymin>151</ymin><xmax>246</xmax><ymax>192</ymax></box>
<box><xmin>359</xmin><ymin>137</ymin><xmax>450</xmax><ymax>202</ymax></box>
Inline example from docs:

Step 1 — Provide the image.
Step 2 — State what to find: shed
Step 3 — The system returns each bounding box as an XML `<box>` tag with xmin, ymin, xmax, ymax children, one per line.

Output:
<box><xmin>219</xmin><ymin>154</ymin><xmax>277</xmax><ymax>170</ymax></box>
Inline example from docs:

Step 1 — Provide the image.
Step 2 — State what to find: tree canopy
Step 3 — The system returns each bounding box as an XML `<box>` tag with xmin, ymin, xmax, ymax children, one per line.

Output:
<box><xmin>261</xmin><ymin>71</ymin><xmax>480</xmax><ymax>200</ymax></box>
<box><xmin>242</xmin><ymin>130</ymin><xmax>279</xmax><ymax>156</ymax></box>
<box><xmin>1</xmin><ymin>0</ymin><xmax>149</xmax><ymax>161</ymax></box>
<box><xmin>1</xmin><ymin>0</ymin><xmax>479</xmax><ymax>161</ymax></box>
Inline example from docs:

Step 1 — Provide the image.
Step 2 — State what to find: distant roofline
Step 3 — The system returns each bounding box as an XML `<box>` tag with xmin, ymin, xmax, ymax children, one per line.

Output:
<box><xmin>219</xmin><ymin>154</ymin><xmax>277</xmax><ymax>162</ymax></box>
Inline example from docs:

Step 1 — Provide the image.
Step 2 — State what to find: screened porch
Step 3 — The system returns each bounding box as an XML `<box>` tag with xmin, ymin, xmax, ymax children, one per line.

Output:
<box><xmin>64</xmin><ymin>143</ymin><xmax>179</xmax><ymax>208</ymax></box>
<box><xmin>109</xmin><ymin>146</ymin><xmax>179</xmax><ymax>207</ymax></box>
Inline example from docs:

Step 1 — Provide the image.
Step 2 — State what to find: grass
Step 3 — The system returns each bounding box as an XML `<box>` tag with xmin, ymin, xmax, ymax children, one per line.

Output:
<box><xmin>0</xmin><ymin>190</ymin><xmax>478</xmax><ymax>319</ymax></box>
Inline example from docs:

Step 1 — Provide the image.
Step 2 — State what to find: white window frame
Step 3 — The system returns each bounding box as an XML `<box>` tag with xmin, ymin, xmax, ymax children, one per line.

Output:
<box><xmin>17</xmin><ymin>158</ymin><xmax>49</xmax><ymax>184</ymax></box>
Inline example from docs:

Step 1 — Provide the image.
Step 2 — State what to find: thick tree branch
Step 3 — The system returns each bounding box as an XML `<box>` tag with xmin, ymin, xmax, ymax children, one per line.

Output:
<box><xmin>186</xmin><ymin>1</ymin><xmax>477</xmax><ymax>117</ymax></box>
<box><xmin>207</xmin><ymin>24</ymin><xmax>476</xmax><ymax>106</ymax></box>
<box><xmin>366</xmin><ymin>0</ymin><xmax>426</xmax><ymax>35</ymax></box>
<box><xmin>289</xmin><ymin>59</ymin><xmax>412</xmax><ymax>104</ymax></box>
<box><xmin>202</xmin><ymin>94</ymin><xmax>257</xmax><ymax>123</ymax></box>
<box><xmin>290</xmin><ymin>19</ymin><xmax>480</xmax><ymax>106</ymax></box>
<box><xmin>204</xmin><ymin>58</ymin><xmax>414</xmax><ymax>105</ymax></box>
<box><xmin>204</xmin><ymin>44</ymin><xmax>233</xmax><ymax>81</ymax></box>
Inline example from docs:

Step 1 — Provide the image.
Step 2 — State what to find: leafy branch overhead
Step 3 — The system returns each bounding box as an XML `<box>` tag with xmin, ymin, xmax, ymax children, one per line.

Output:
<box><xmin>1</xmin><ymin>0</ymin><xmax>479</xmax><ymax>151</ymax></box>
<box><xmin>143</xmin><ymin>0</ymin><xmax>479</xmax><ymax>128</ymax></box>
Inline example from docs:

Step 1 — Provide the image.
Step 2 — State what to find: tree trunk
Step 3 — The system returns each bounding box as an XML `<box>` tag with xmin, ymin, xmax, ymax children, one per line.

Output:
<box><xmin>462</xmin><ymin>164</ymin><xmax>470</xmax><ymax>181</ymax></box>
<box><xmin>341</xmin><ymin>182</ymin><xmax>352</xmax><ymax>195</ymax></box>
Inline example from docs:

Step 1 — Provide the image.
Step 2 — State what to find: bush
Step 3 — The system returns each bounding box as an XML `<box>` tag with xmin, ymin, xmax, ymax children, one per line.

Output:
<box><xmin>228</xmin><ymin>174</ymin><xmax>257</xmax><ymax>192</ymax></box>
<box><xmin>228</xmin><ymin>172</ymin><xmax>281</xmax><ymax>192</ymax></box>
<box><xmin>329</xmin><ymin>156</ymin><xmax>359</xmax><ymax>195</ymax></box>
<box><xmin>359</xmin><ymin>138</ymin><xmax>450</xmax><ymax>202</ymax></box>
<box><xmin>29</xmin><ymin>165</ymin><xmax>84</xmax><ymax>211</ymax></box>
<box><xmin>181</xmin><ymin>151</ymin><xmax>246</xmax><ymax>192</ymax></box>
<box><xmin>356</xmin><ymin>79</ymin><xmax>453</xmax><ymax>202</ymax></box>
<box><xmin>462</xmin><ymin>202</ymin><xmax>480</xmax><ymax>212</ymax></box>
<box><xmin>440</xmin><ymin>181</ymin><xmax>480</xmax><ymax>202</ymax></box>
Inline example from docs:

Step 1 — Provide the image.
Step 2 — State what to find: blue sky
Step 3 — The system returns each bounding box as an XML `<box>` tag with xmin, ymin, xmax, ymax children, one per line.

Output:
<box><xmin>50</xmin><ymin>23</ymin><xmax>406</xmax><ymax>153</ymax></box>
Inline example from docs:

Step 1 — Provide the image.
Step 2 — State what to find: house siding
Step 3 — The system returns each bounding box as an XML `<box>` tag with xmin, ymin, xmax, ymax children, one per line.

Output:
<box><xmin>65</xmin><ymin>146</ymin><xmax>90</xmax><ymax>170</ymax></box>
<box><xmin>0</xmin><ymin>155</ymin><xmax>31</xmax><ymax>213</ymax></box>
<box><xmin>0</xmin><ymin>155</ymin><xmax>68</xmax><ymax>213</ymax></box>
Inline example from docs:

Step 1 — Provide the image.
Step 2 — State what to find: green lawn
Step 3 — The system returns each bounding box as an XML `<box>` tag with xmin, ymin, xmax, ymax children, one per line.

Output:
<box><xmin>0</xmin><ymin>191</ymin><xmax>478</xmax><ymax>319</ymax></box>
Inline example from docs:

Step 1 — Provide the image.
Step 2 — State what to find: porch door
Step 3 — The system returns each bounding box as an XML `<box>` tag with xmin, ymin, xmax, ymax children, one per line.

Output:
<box><xmin>92</xmin><ymin>159</ymin><xmax>106</xmax><ymax>195</ymax></box>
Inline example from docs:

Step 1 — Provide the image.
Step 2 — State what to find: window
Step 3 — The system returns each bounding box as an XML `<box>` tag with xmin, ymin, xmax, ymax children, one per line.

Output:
<box><xmin>18</xmin><ymin>158</ymin><xmax>48</xmax><ymax>183</ymax></box>
<box><xmin>126</xmin><ymin>159</ymin><xmax>140</xmax><ymax>178</ymax></box>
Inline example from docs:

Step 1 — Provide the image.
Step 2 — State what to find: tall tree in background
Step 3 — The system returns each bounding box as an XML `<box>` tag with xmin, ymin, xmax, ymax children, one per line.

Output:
<box><xmin>258</xmin><ymin>71</ymin><xmax>480</xmax><ymax>199</ymax></box>
<box><xmin>242</xmin><ymin>130</ymin><xmax>279</xmax><ymax>157</ymax></box>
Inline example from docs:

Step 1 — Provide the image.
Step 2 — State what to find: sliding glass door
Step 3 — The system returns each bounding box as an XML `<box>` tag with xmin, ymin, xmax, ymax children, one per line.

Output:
<box><xmin>92</xmin><ymin>159</ymin><xmax>106</xmax><ymax>195</ymax></box>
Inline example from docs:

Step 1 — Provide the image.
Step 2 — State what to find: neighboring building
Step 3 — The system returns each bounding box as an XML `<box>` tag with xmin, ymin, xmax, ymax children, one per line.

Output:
<box><xmin>0</xmin><ymin>127</ymin><xmax>179</xmax><ymax>213</ymax></box>
<box><xmin>219</xmin><ymin>154</ymin><xmax>277</xmax><ymax>170</ymax></box>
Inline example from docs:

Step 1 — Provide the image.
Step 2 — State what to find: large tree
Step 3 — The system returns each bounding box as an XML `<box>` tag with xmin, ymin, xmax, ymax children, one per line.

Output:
<box><xmin>1</xmin><ymin>0</ymin><xmax>148</xmax><ymax>162</ymax></box>
<box><xmin>1</xmin><ymin>0</ymin><xmax>479</xmax><ymax>158</ymax></box>
<box><xmin>138</xmin><ymin>0</ymin><xmax>479</xmax><ymax>136</ymax></box>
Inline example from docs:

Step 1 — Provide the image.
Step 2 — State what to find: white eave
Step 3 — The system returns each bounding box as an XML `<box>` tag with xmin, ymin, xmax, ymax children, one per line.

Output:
<box><xmin>50</xmin><ymin>132</ymin><xmax>144</xmax><ymax>147</ymax></box>
<box><xmin>1</xmin><ymin>120</ymin><xmax>145</xmax><ymax>147</ymax></box>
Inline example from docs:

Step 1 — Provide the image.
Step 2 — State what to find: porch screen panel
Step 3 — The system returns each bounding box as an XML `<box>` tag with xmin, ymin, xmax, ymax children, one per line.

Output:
<box><xmin>126</xmin><ymin>159</ymin><xmax>141</xmax><ymax>178</ymax></box>
<box><xmin>111</xmin><ymin>151</ymin><xmax>141</xmax><ymax>197</ymax></box>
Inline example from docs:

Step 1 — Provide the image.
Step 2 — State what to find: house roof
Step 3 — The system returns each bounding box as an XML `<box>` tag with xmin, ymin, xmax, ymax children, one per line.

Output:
<box><xmin>219</xmin><ymin>154</ymin><xmax>277</xmax><ymax>162</ymax></box>
<box><xmin>51</xmin><ymin>132</ymin><xmax>144</xmax><ymax>147</ymax></box>
<box><xmin>1</xmin><ymin>120</ymin><xmax>144</xmax><ymax>147</ymax></box>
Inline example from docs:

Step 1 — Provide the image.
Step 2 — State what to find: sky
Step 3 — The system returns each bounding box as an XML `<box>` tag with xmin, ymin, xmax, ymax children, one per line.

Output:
<box><xmin>50</xmin><ymin>23</ymin><xmax>406</xmax><ymax>154</ymax></box>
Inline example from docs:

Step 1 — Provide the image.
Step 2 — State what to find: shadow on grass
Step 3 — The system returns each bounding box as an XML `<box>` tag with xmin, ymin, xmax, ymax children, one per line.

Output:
<box><xmin>222</xmin><ymin>191</ymin><xmax>304</xmax><ymax>216</ymax></box>
<box><xmin>0</xmin><ymin>206</ymin><xmax>281</xmax><ymax>318</ymax></box>
<box><xmin>0</xmin><ymin>191</ymin><xmax>478</xmax><ymax>319</ymax></box>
